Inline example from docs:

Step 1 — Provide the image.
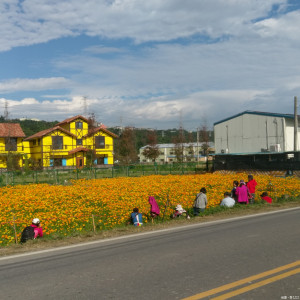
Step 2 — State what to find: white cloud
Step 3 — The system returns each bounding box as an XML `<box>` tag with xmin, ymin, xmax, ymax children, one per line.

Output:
<box><xmin>0</xmin><ymin>77</ymin><xmax>70</xmax><ymax>93</ymax></box>
<box><xmin>83</xmin><ymin>46</ymin><xmax>124</xmax><ymax>54</ymax></box>
<box><xmin>1</xmin><ymin>0</ymin><xmax>300</xmax><ymax>129</ymax></box>
<box><xmin>0</xmin><ymin>0</ymin><xmax>288</xmax><ymax>51</ymax></box>
<box><xmin>254</xmin><ymin>10</ymin><xmax>300</xmax><ymax>41</ymax></box>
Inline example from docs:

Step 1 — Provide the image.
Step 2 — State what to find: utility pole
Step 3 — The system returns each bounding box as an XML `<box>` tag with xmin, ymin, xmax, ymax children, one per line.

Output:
<box><xmin>294</xmin><ymin>96</ymin><xmax>298</xmax><ymax>152</ymax></box>
<box><xmin>197</xmin><ymin>127</ymin><xmax>200</xmax><ymax>162</ymax></box>
<box><xmin>4</xmin><ymin>100</ymin><xmax>9</xmax><ymax>121</ymax></box>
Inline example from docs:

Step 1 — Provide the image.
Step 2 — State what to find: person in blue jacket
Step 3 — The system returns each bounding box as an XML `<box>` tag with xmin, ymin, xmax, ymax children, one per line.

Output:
<box><xmin>130</xmin><ymin>207</ymin><xmax>143</xmax><ymax>226</ymax></box>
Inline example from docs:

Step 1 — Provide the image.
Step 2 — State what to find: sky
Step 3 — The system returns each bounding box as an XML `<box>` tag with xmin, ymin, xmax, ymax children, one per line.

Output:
<box><xmin>0</xmin><ymin>0</ymin><xmax>300</xmax><ymax>130</ymax></box>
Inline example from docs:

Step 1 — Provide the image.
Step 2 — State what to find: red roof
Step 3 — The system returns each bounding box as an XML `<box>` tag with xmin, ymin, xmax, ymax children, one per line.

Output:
<box><xmin>68</xmin><ymin>147</ymin><xmax>91</xmax><ymax>155</ymax></box>
<box><xmin>83</xmin><ymin>126</ymin><xmax>118</xmax><ymax>138</ymax></box>
<box><xmin>0</xmin><ymin>123</ymin><xmax>26</xmax><ymax>137</ymax></box>
<box><xmin>56</xmin><ymin>115</ymin><xmax>89</xmax><ymax>126</ymax></box>
<box><xmin>24</xmin><ymin>126</ymin><xmax>76</xmax><ymax>141</ymax></box>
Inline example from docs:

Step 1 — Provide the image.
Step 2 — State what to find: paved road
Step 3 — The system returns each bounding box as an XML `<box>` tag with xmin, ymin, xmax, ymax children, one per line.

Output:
<box><xmin>0</xmin><ymin>208</ymin><xmax>299</xmax><ymax>300</ymax></box>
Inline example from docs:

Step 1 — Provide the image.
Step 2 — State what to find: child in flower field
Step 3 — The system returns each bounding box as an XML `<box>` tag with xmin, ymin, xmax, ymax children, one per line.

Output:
<box><xmin>231</xmin><ymin>180</ymin><xmax>239</xmax><ymax>203</ymax></box>
<box><xmin>260</xmin><ymin>192</ymin><xmax>272</xmax><ymax>204</ymax></box>
<box><xmin>172</xmin><ymin>204</ymin><xmax>190</xmax><ymax>219</ymax></box>
<box><xmin>246</xmin><ymin>174</ymin><xmax>257</xmax><ymax>204</ymax></box>
<box><xmin>20</xmin><ymin>218</ymin><xmax>43</xmax><ymax>243</ymax></box>
<box><xmin>129</xmin><ymin>208</ymin><xmax>143</xmax><ymax>226</ymax></box>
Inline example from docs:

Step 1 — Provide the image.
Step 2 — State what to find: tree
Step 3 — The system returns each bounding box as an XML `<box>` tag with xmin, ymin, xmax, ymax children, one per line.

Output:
<box><xmin>115</xmin><ymin>127</ymin><xmax>138</xmax><ymax>164</ymax></box>
<box><xmin>199</xmin><ymin>124</ymin><xmax>210</xmax><ymax>155</ymax></box>
<box><xmin>142</xmin><ymin>131</ymin><xmax>160</xmax><ymax>162</ymax></box>
<box><xmin>173</xmin><ymin>126</ymin><xmax>185</xmax><ymax>163</ymax></box>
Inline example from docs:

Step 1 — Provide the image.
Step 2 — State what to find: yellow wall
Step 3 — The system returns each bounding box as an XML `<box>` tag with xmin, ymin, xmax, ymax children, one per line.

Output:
<box><xmin>0</xmin><ymin>137</ymin><xmax>25</xmax><ymax>168</ymax></box>
<box><xmin>0</xmin><ymin>117</ymin><xmax>116</xmax><ymax>169</ymax></box>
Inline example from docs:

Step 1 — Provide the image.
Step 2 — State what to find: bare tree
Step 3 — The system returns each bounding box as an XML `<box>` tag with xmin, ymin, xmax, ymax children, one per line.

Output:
<box><xmin>142</xmin><ymin>131</ymin><xmax>160</xmax><ymax>162</ymax></box>
<box><xmin>199</xmin><ymin>124</ymin><xmax>210</xmax><ymax>155</ymax></box>
<box><xmin>173</xmin><ymin>126</ymin><xmax>185</xmax><ymax>163</ymax></box>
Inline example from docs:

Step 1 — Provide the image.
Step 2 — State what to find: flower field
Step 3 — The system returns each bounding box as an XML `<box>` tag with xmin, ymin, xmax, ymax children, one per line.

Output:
<box><xmin>1</xmin><ymin>173</ymin><xmax>299</xmax><ymax>246</ymax></box>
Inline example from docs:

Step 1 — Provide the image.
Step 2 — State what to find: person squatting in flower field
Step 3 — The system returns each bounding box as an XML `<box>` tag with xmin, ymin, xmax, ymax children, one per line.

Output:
<box><xmin>148</xmin><ymin>196</ymin><xmax>160</xmax><ymax>219</ymax></box>
<box><xmin>129</xmin><ymin>207</ymin><xmax>143</xmax><ymax>226</ymax></box>
<box><xmin>193</xmin><ymin>187</ymin><xmax>207</xmax><ymax>216</ymax></box>
<box><xmin>20</xmin><ymin>218</ymin><xmax>43</xmax><ymax>243</ymax></box>
<box><xmin>172</xmin><ymin>204</ymin><xmax>190</xmax><ymax>219</ymax></box>
<box><xmin>220</xmin><ymin>192</ymin><xmax>235</xmax><ymax>208</ymax></box>
<box><xmin>235</xmin><ymin>180</ymin><xmax>249</xmax><ymax>204</ymax></box>
<box><xmin>260</xmin><ymin>192</ymin><xmax>273</xmax><ymax>204</ymax></box>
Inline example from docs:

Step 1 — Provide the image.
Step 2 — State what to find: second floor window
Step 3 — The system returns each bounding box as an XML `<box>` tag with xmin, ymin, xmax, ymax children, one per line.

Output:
<box><xmin>5</xmin><ymin>138</ymin><xmax>17</xmax><ymax>151</ymax></box>
<box><xmin>77</xmin><ymin>139</ymin><xmax>82</xmax><ymax>146</ymax></box>
<box><xmin>76</xmin><ymin>122</ymin><xmax>83</xmax><ymax>129</ymax></box>
<box><xmin>95</xmin><ymin>136</ymin><xmax>105</xmax><ymax>149</ymax></box>
<box><xmin>52</xmin><ymin>136</ymin><xmax>63</xmax><ymax>150</ymax></box>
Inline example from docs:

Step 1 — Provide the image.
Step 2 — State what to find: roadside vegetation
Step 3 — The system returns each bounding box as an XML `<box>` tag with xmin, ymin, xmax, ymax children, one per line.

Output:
<box><xmin>0</xmin><ymin>173</ymin><xmax>299</xmax><ymax>255</ymax></box>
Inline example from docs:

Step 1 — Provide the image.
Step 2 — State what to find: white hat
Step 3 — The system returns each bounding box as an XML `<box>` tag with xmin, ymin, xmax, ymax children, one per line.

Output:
<box><xmin>32</xmin><ymin>218</ymin><xmax>40</xmax><ymax>225</ymax></box>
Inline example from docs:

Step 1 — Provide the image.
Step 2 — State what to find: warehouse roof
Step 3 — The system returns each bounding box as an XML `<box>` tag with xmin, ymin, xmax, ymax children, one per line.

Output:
<box><xmin>214</xmin><ymin>110</ymin><xmax>299</xmax><ymax>126</ymax></box>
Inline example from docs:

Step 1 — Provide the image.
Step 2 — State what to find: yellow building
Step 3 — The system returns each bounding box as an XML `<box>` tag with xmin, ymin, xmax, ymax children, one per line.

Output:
<box><xmin>0</xmin><ymin>123</ymin><xmax>26</xmax><ymax>169</ymax></box>
<box><xmin>23</xmin><ymin>115</ymin><xmax>118</xmax><ymax>169</ymax></box>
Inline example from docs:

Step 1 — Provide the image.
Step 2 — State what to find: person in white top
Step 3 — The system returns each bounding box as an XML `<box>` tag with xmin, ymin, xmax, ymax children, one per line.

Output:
<box><xmin>220</xmin><ymin>192</ymin><xmax>235</xmax><ymax>208</ymax></box>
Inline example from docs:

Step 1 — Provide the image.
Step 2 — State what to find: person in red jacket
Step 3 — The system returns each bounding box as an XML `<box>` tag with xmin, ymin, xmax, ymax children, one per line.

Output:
<box><xmin>260</xmin><ymin>192</ymin><xmax>272</xmax><ymax>204</ymax></box>
<box><xmin>246</xmin><ymin>174</ymin><xmax>257</xmax><ymax>204</ymax></box>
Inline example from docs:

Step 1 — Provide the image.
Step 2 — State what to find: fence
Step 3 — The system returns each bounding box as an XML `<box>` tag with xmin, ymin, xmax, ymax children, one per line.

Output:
<box><xmin>0</xmin><ymin>161</ymin><xmax>213</xmax><ymax>186</ymax></box>
<box><xmin>213</xmin><ymin>151</ymin><xmax>300</xmax><ymax>172</ymax></box>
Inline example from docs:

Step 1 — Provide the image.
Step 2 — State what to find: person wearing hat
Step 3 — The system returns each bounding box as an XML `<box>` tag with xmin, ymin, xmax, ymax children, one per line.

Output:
<box><xmin>31</xmin><ymin>218</ymin><xmax>43</xmax><ymax>239</ymax></box>
<box><xmin>235</xmin><ymin>180</ymin><xmax>249</xmax><ymax>204</ymax></box>
<box><xmin>172</xmin><ymin>204</ymin><xmax>190</xmax><ymax>219</ymax></box>
<box><xmin>20</xmin><ymin>218</ymin><xmax>43</xmax><ymax>243</ymax></box>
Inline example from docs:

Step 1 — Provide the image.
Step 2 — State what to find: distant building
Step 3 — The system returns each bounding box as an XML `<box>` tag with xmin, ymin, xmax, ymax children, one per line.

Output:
<box><xmin>139</xmin><ymin>142</ymin><xmax>214</xmax><ymax>163</ymax></box>
<box><xmin>0</xmin><ymin>123</ymin><xmax>26</xmax><ymax>169</ymax></box>
<box><xmin>214</xmin><ymin>111</ymin><xmax>300</xmax><ymax>154</ymax></box>
<box><xmin>19</xmin><ymin>118</ymin><xmax>40</xmax><ymax>121</ymax></box>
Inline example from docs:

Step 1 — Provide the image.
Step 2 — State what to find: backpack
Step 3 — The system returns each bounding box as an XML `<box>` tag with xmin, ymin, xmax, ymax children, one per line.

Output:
<box><xmin>20</xmin><ymin>226</ymin><xmax>35</xmax><ymax>243</ymax></box>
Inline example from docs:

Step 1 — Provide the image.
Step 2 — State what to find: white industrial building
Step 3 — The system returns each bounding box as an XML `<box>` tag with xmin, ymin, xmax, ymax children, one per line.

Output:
<box><xmin>139</xmin><ymin>142</ymin><xmax>214</xmax><ymax>163</ymax></box>
<box><xmin>214</xmin><ymin>111</ymin><xmax>299</xmax><ymax>154</ymax></box>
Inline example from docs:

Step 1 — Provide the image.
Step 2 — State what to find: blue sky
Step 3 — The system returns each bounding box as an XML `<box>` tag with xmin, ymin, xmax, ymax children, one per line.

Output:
<box><xmin>0</xmin><ymin>0</ymin><xmax>300</xmax><ymax>129</ymax></box>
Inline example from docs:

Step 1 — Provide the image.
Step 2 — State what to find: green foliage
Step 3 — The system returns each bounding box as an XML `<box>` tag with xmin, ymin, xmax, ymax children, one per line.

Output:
<box><xmin>108</xmin><ymin>127</ymin><xmax>214</xmax><ymax>153</ymax></box>
<box><xmin>6</xmin><ymin>153</ymin><xmax>22</xmax><ymax>171</ymax></box>
<box><xmin>85</xmin><ymin>150</ymin><xmax>95</xmax><ymax>167</ymax></box>
<box><xmin>0</xmin><ymin>117</ymin><xmax>58</xmax><ymax>137</ymax></box>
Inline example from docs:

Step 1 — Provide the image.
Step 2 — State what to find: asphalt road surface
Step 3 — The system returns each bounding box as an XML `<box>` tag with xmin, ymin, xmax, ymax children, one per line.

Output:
<box><xmin>0</xmin><ymin>208</ymin><xmax>299</xmax><ymax>300</ymax></box>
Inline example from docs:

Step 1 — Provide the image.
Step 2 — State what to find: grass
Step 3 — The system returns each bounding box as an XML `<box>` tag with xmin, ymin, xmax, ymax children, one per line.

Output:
<box><xmin>0</xmin><ymin>162</ymin><xmax>212</xmax><ymax>186</ymax></box>
<box><xmin>1</xmin><ymin>196</ymin><xmax>299</xmax><ymax>257</ymax></box>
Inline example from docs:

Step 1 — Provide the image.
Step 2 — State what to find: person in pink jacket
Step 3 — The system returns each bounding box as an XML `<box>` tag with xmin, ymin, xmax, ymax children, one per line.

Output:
<box><xmin>20</xmin><ymin>218</ymin><xmax>43</xmax><ymax>243</ymax></box>
<box><xmin>148</xmin><ymin>196</ymin><xmax>160</xmax><ymax>220</ymax></box>
<box><xmin>31</xmin><ymin>218</ymin><xmax>43</xmax><ymax>238</ymax></box>
<box><xmin>236</xmin><ymin>180</ymin><xmax>249</xmax><ymax>204</ymax></box>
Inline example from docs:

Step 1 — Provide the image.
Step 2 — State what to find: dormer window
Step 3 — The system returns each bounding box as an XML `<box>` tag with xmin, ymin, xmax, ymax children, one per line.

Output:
<box><xmin>76</xmin><ymin>121</ymin><xmax>83</xmax><ymax>129</ymax></box>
